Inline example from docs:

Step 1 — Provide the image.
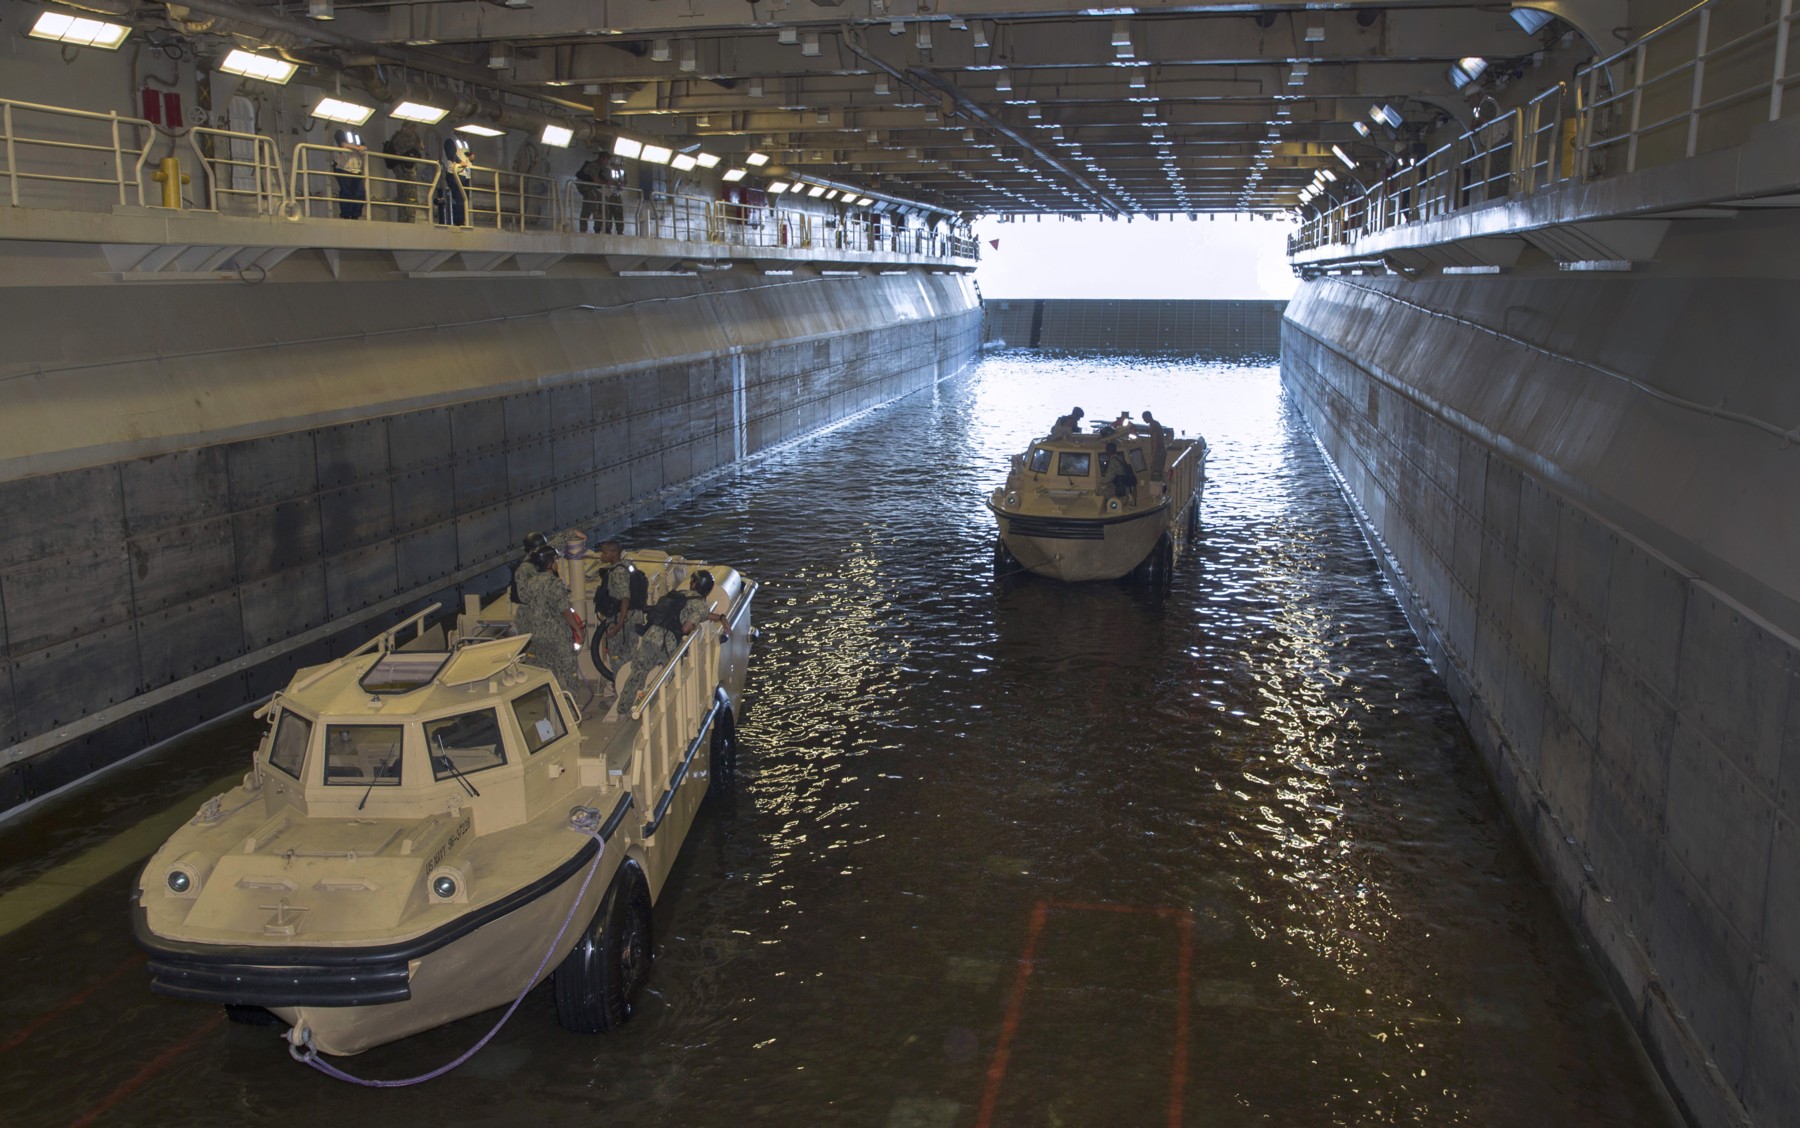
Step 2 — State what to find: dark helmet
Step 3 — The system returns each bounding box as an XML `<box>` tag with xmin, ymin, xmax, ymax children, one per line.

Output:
<box><xmin>334</xmin><ymin>128</ymin><xmax>360</xmax><ymax>147</ymax></box>
<box><xmin>689</xmin><ymin>569</ymin><xmax>715</xmax><ymax>597</ymax></box>
<box><xmin>1071</xmin><ymin>406</ymin><xmax>1085</xmax><ymax>418</ymax></box>
<box><xmin>527</xmin><ymin>545</ymin><xmax>559</xmax><ymax>571</ymax></box>
<box><xmin>522</xmin><ymin>531</ymin><xmax>549</xmax><ymax>554</ymax></box>
<box><xmin>444</xmin><ymin>136</ymin><xmax>469</xmax><ymax>159</ymax></box>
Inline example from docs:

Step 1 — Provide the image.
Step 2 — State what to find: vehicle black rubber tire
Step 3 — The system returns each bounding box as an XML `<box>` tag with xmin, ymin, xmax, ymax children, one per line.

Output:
<box><xmin>224</xmin><ymin>1004</ymin><xmax>283</xmax><ymax>1027</ymax></box>
<box><xmin>1185</xmin><ymin>499</ymin><xmax>1200</xmax><ymax>542</ymax></box>
<box><xmin>552</xmin><ymin>864</ymin><xmax>653</xmax><ymax>1034</ymax></box>
<box><xmin>706</xmin><ymin>708</ymin><xmax>738</xmax><ymax>807</ymax></box>
<box><xmin>993</xmin><ymin>537</ymin><xmax>1018</xmax><ymax>577</ymax></box>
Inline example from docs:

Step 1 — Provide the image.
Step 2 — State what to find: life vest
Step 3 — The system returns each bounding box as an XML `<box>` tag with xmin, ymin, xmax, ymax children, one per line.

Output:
<box><xmin>594</xmin><ymin>562</ymin><xmax>648</xmax><ymax>619</ymax></box>
<box><xmin>642</xmin><ymin>590</ymin><xmax>692</xmax><ymax>636</ymax></box>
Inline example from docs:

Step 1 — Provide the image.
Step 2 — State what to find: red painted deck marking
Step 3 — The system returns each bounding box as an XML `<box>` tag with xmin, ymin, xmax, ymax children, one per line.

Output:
<box><xmin>977</xmin><ymin>901</ymin><xmax>1196</xmax><ymax>1128</ymax></box>
<box><xmin>0</xmin><ymin>953</ymin><xmax>146</xmax><ymax>1055</ymax></box>
<box><xmin>974</xmin><ymin>899</ymin><xmax>1049</xmax><ymax>1128</ymax></box>
<box><xmin>1170</xmin><ymin>910</ymin><xmax>1194</xmax><ymax>1128</ymax></box>
<box><xmin>68</xmin><ymin>1011</ymin><xmax>224</xmax><ymax>1128</ymax></box>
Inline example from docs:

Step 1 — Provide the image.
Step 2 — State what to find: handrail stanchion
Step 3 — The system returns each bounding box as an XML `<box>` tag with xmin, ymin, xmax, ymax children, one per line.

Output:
<box><xmin>1688</xmin><ymin>6</ymin><xmax>1711</xmax><ymax>157</ymax></box>
<box><xmin>1774</xmin><ymin>0</ymin><xmax>1793</xmax><ymax>120</ymax></box>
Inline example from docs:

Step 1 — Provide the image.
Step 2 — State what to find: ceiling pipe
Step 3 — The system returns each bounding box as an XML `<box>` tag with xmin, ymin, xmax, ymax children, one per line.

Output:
<box><xmin>837</xmin><ymin>25</ymin><xmax>1124</xmax><ymax>215</ymax></box>
<box><xmin>159</xmin><ymin>0</ymin><xmax>598</xmax><ymax>134</ymax></box>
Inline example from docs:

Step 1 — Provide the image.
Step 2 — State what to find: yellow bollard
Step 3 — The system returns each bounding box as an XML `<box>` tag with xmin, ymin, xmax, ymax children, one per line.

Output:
<box><xmin>151</xmin><ymin>156</ymin><xmax>189</xmax><ymax>209</ymax></box>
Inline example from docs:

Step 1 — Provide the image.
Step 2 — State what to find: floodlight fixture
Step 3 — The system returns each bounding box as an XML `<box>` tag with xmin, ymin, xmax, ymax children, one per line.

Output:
<box><xmin>802</xmin><ymin>31</ymin><xmax>821</xmax><ymax>56</ymax></box>
<box><xmin>671</xmin><ymin>153</ymin><xmax>698</xmax><ymax>170</ymax></box>
<box><xmin>696</xmin><ymin>152</ymin><xmax>722</xmax><ymax>168</ymax></box>
<box><xmin>767</xmin><ymin>180</ymin><xmax>790</xmax><ymax>193</ymax></box>
<box><xmin>972</xmin><ymin>24</ymin><xmax>989</xmax><ymax>48</ymax></box>
<box><xmin>995</xmin><ymin>72</ymin><xmax>1012</xmax><ymax>93</ymax></box>
<box><xmin>856</xmin><ymin>196</ymin><xmax>874</xmax><ymax>206</ymax></box>
<box><xmin>456</xmin><ymin>123</ymin><xmax>505</xmax><ymax>137</ymax></box>
<box><xmin>640</xmin><ymin>144</ymin><xmax>673</xmax><ymax>164</ymax></box>
<box><xmin>220</xmin><ymin>50</ymin><xmax>297</xmax><ymax>84</ymax></box>
<box><xmin>307</xmin><ymin>0</ymin><xmax>334</xmax><ymax>19</ymax></box>
<box><xmin>613</xmin><ymin>136</ymin><xmax>644</xmax><ymax>158</ymax></box>
<box><xmin>746</xmin><ymin>151</ymin><xmax>770</xmax><ymax>166</ymax></box>
<box><xmin>807</xmin><ymin>184</ymin><xmax>828</xmax><ymax>197</ymax></box>
<box><xmin>541</xmin><ymin>124</ymin><xmax>574</xmax><ymax>147</ymax></box>
<box><xmin>1332</xmin><ymin>144</ymin><xmax>1356</xmax><ymax>169</ymax></box>
<box><xmin>749</xmin><ymin>77</ymin><xmax>765</xmax><ymax>98</ymax></box>
<box><xmin>313</xmin><ymin>97</ymin><xmax>375</xmax><ymax>125</ymax></box>
<box><xmin>1370</xmin><ymin>103</ymin><xmax>1403</xmax><ymax>129</ymax></box>
<box><xmin>875</xmin><ymin>75</ymin><xmax>891</xmax><ymax>96</ymax></box>
<box><xmin>777</xmin><ymin>27</ymin><xmax>799</xmax><ymax>45</ymax></box>
<box><xmin>29</xmin><ymin>11</ymin><xmax>132</xmax><ymax>49</ymax></box>
<box><xmin>1353</xmin><ymin>120</ymin><xmax>1371</xmax><ymax>138</ymax></box>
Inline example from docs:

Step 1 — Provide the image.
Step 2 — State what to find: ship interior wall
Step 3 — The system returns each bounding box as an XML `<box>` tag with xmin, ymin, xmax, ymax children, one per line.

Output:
<box><xmin>1281</xmin><ymin>222</ymin><xmax>1800</xmax><ymax>1128</ymax></box>
<box><xmin>0</xmin><ymin>271</ymin><xmax>980</xmax><ymax>812</ymax></box>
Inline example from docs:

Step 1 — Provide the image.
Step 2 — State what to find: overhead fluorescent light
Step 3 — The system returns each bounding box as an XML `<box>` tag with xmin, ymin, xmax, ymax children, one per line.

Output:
<box><xmin>696</xmin><ymin>152</ymin><xmax>721</xmax><ymax>168</ymax></box>
<box><xmin>540</xmin><ymin>123</ymin><xmax>573</xmax><ymax>147</ymax></box>
<box><xmin>390</xmin><ymin>100</ymin><xmax>448</xmax><ymax>123</ymax></box>
<box><xmin>1353</xmin><ymin>121</ymin><xmax>1371</xmax><ymax>138</ymax></box>
<box><xmin>855</xmin><ymin>196</ymin><xmax>874</xmax><ymax>206</ymax></box>
<box><xmin>824</xmin><ymin>189</ymin><xmax>840</xmax><ymax>200</ymax></box>
<box><xmin>995</xmin><ymin>72</ymin><xmax>1012</xmax><ymax>93</ymax></box>
<box><xmin>1511</xmin><ymin>7</ymin><xmax>1555</xmax><ymax>34</ymax></box>
<box><xmin>29</xmin><ymin>11</ymin><xmax>131</xmax><ymax>49</ymax></box>
<box><xmin>456</xmin><ymin>123</ymin><xmax>504</xmax><ymax>137</ymax></box>
<box><xmin>767</xmin><ymin>180</ymin><xmax>790</xmax><ymax>193</ymax></box>
<box><xmin>802</xmin><ymin>31</ymin><xmax>821</xmax><ymax>56</ymax></box>
<box><xmin>671</xmin><ymin>153</ymin><xmax>698</xmax><ymax>170</ymax></box>
<box><xmin>219</xmin><ymin>49</ymin><xmax>296</xmax><ymax>84</ymax></box>
<box><xmin>777</xmin><ymin>27</ymin><xmax>799</xmax><ymax>45</ymax></box>
<box><xmin>640</xmin><ymin>144</ymin><xmax>673</xmax><ymax>164</ymax></box>
<box><xmin>875</xmin><ymin>75</ymin><xmax>891</xmax><ymax>96</ymax></box>
<box><xmin>1370</xmin><ymin>103</ymin><xmax>1403</xmax><ymax>129</ymax></box>
<box><xmin>745</xmin><ymin>151</ymin><xmax>770</xmax><ymax>166</ymax></box>
<box><xmin>613</xmin><ymin>136</ymin><xmax>644</xmax><ymax>157</ymax></box>
<box><xmin>749</xmin><ymin>77</ymin><xmax>764</xmax><ymax>98</ymax></box>
<box><xmin>307</xmin><ymin>0</ymin><xmax>334</xmax><ymax>19</ymax></box>
<box><xmin>1332</xmin><ymin>144</ymin><xmax>1356</xmax><ymax>169</ymax></box>
<box><xmin>313</xmin><ymin>97</ymin><xmax>375</xmax><ymax>125</ymax></box>
<box><xmin>972</xmin><ymin>25</ymin><xmax>989</xmax><ymax>48</ymax></box>
<box><xmin>723</xmin><ymin>167</ymin><xmax>747</xmax><ymax>182</ymax></box>
<box><xmin>651</xmin><ymin>38</ymin><xmax>671</xmax><ymax>62</ymax></box>
<box><xmin>807</xmin><ymin>184</ymin><xmax>827</xmax><ymax>197</ymax></box>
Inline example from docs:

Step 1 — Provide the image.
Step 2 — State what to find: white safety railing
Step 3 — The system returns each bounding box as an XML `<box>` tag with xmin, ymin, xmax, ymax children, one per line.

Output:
<box><xmin>0</xmin><ymin>98</ymin><xmax>154</xmax><ymax>209</ymax></box>
<box><xmin>1293</xmin><ymin>0</ymin><xmax>1800</xmax><ymax>253</ymax></box>
<box><xmin>0</xmin><ymin>96</ymin><xmax>978</xmax><ymax>260</ymax></box>
<box><xmin>465</xmin><ymin>165</ymin><xmax>560</xmax><ymax>232</ymax></box>
<box><xmin>186</xmin><ymin>126</ymin><xmax>284</xmax><ymax>216</ymax></box>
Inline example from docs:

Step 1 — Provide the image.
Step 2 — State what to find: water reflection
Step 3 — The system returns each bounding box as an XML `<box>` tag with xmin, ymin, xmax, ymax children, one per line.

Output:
<box><xmin>0</xmin><ymin>351</ymin><xmax>1670</xmax><ymax>1128</ymax></box>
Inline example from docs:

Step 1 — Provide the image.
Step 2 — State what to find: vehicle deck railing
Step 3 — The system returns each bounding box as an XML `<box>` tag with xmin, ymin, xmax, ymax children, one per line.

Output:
<box><xmin>1290</xmin><ymin>0</ymin><xmax>1800</xmax><ymax>253</ymax></box>
<box><xmin>0</xmin><ymin>98</ymin><xmax>153</xmax><ymax>209</ymax></box>
<box><xmin>186</xmin><ymin>126</ymin><xmax>285</xmax><ymax>216</ymax></box>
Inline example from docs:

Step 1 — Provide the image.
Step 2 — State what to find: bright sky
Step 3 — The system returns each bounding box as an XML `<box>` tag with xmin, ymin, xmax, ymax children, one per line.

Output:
<box><xmin>969</xmin><ymin>214</ymin><xmax>1298</xmax><ymax>301</ymax></box>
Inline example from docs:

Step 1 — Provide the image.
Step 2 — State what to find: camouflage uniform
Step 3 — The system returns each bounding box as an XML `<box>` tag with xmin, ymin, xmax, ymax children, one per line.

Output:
<box><xmin>598</xmin><ymin>563</ymin><xmax>644</xmax><ymax>667</ymax></box>
<box><xmin>517</xmin><ymin>566</ymin><xmax>581</xmax><ymax>694</ymax></box>
<box><xmin>616</xmin><ymin>591</ymin><xmax>714</xmax><ymax>710</ymax></box>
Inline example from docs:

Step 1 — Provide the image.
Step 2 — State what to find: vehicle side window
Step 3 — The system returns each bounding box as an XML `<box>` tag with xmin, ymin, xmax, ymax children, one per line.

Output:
<box><xmin>425</xmin><ymin>709</ymin><xmax>507</xmax><ymax>781</ymax></box>
<box><xmin>1028</xmin><ymin>448</ymin><xmax>1051</xmax><ymax>473</ymax></box>
<box><xmin>512</xmin><ymin>685</ymin><xmax>567</xmax><ymax>754</ymax></box>
<box><xmin>1128</xmin><ymin>449</ymin><xmax>1148</xmax><ymax>472</ymax></box>
<box><xmin>1058</xmin><ymin>452</ymin><xmax>1091</xmax><ymax>477</ymax></box>
<box><xmin>323</xmin><ymin>724</ymin><xmax>405</xmax><ymax>786</ymax></box>
<box><xmin>268</xmin><ymin>711</ymin><xmax>313</xmax><ymax>780</ymax></box>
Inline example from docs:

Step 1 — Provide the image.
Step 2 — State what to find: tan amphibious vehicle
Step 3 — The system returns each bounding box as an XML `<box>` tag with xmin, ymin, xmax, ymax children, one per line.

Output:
<box><xmin>133</xmin><ymin>550</ymin><xmax>754</xmax><ymax>1058</ymax></box>
<box><xmin>988</xmin><ymin>413</ymin><xmax>1207</xmax><ymax>582</ymax></box>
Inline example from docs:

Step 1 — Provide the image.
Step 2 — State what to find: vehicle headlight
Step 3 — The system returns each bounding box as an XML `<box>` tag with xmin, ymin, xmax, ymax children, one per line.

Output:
<box><xmin>428</xmin><ymin>864</ymin><xmax>472</xmax><ymax>904</ymax></box>
<box><xmin>1005</xmin><ymin>492</ymin><xmax>1019</xmax><ymax>509</ymax></box>
<box><xmin>164</xmin><ymin>853</ymin><xmax>211</xmax><ymax>898</ymax></box>
<box><xmin>1108</xmin><ymin>497</ymin><xmax>1120</xmax><ymax>511</ymax></box>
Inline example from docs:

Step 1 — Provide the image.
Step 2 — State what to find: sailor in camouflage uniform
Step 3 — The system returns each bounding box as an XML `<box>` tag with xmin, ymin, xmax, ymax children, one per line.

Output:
<box><xmin>516</xmin><ymin>545</ymin><xmax>582</xmax><ymax>695</ymax></box>
<box><xmin>616</xmin><ymin>570</ymin><xmax>727</xmax><ymax>710</ymax></box>
<box><xmin>594</xmin><ymin>540</ymin><xmax>644</xmax><ymax>673</ymax></box>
